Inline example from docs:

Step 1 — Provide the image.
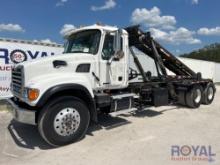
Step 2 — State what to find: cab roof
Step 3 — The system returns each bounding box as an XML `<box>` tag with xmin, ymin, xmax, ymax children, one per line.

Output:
<box><xmin>64</xmin><ymin>24</ymin><xmax>127</xmax><ymax>38</ymax></box>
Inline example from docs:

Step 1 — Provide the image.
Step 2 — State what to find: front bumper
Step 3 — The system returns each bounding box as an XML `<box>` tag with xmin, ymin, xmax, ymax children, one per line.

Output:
<box><xmin>7</xmin><ymin>99</ymin><xmax>37</xmax><ymax>125</ymax></box>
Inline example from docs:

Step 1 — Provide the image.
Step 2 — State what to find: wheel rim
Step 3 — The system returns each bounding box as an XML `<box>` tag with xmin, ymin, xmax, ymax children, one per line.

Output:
<box><xmin>207</xmin><ymin>87</ymin><xmax>214</xmax><ymax>100</ymax></box>
<box><xmin>194</xmin><ymin>89</ymin><xmax>202</xmax><ymax>103</ymax></box>
<box><xmin>54</xmin><ymin>108</ymin><xmax>80</xmax><ymax>136</ymax></box>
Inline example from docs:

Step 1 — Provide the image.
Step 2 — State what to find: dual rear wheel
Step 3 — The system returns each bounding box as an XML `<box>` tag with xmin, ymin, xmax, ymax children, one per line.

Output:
<box><xmin>202</xmin><ymin>83</ymin><xmax>215</xmax><ymax>105</ymax></box>
<box><xmin>186</xmin><ymin>82</ymin><xmax>215</xmax><ymax>108</ymax></box>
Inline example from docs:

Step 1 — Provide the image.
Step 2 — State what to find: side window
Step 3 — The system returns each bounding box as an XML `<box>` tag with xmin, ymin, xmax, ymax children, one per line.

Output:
<box><xmin>102</xmin><ymin>34</ymin><xmax>115</xmax><ymax>60</ymax></box>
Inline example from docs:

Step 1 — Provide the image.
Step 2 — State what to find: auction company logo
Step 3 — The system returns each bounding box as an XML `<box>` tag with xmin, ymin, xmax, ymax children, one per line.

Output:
<box><xmin>171</xmin><ymin>145</ymin><xmax>216</xmax><ymax>163</ymax></box>
<box><xmin>0</xmin><ymin>86</ymin><xmax>10</xmax><ymax>92</ymax></box>
<box><xmin>10</xmin><ymin>49</ymin><xmax>27</xmax><ymax>64</ymax></box>
<box><xmin>0</xmin><ymin>65</ymin><xmax>13</xmax><ymax>71</ymax></box>
<box><xmin>0</xmin><ymin>48</ymin><xmax>55</xmax><ymax>64</ymax></box>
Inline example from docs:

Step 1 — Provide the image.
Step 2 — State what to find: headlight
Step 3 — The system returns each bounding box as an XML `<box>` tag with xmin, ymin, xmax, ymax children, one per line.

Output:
<box><xmin>23</xmin><ymin>88</ymin><xmax>39</xmax><ymax>101</ymax></box>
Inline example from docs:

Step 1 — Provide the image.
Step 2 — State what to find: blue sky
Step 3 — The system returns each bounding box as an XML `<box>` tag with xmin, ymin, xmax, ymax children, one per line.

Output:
<box><xmin>0</xmin><ymin>0</ymin><xmax>220</xmax><ymax>55</ymax></box>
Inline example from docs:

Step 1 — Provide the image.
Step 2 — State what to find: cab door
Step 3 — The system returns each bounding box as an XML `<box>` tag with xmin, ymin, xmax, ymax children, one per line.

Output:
<box><xmin>99</xmin><ymin>31</ymin><xmax>127</xmax><ymax>89</ymax></box>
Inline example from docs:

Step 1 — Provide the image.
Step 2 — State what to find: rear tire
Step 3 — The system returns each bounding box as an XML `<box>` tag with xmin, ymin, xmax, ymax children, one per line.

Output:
<box><xmin>38</xmin><ymin>96</ymin><xmax>90</xmax><ymax>147</ymax></box>
<box><xmin>186</xmin><ymin>85</ymin><xmax>203</xmax><ymax>108</ymax></box>
<box><xmin>202</xmin><ymin>82</ymin><xmax>215</xmax><ymax>105</ymax></box>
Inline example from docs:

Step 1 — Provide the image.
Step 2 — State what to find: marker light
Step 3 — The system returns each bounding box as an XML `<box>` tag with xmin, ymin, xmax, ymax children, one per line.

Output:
<box><xmin>28</xmin><ymin>88</ymin><xmax>39</xmax><ymax>101</ymax></box>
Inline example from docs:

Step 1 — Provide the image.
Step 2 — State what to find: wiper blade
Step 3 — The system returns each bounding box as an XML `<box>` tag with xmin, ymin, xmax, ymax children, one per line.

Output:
<box><xmin>71</xmin><ymin>51</ymin><xmax>91</xmax><ymax>54</ymax></box>
<box><xmin>71</xmin><ymin>51</ymin><xmax>84</xmax><ymax>53</ymax></box>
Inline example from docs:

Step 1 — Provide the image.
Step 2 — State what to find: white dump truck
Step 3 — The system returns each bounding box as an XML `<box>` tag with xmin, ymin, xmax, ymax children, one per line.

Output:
<box><xmin>8</xmin><ymin>24</ymin><xmax>216</xmax><ymax>146</ymax></box>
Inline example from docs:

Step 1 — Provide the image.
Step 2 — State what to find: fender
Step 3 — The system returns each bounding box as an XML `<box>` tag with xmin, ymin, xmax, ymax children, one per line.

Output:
<box><xmin>37</xmin><ymin>83</ymin><xmax>97</xmax><ymax>122</ymax></box>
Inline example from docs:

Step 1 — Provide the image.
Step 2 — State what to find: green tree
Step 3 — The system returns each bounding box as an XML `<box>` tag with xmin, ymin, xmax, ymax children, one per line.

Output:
<box><xmin>181</xmin><ymin>43</ymin><xmax>220</xmax><ymax>63</ymax></box>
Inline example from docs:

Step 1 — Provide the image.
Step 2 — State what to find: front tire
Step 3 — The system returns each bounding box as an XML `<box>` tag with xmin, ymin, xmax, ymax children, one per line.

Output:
<box><xmin>38</xmin><ymin>96</ymin><xmax>90</xmax><ymax>147</ymax></box>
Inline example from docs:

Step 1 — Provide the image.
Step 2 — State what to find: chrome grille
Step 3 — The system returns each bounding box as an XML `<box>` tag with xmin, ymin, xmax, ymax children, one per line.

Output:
<box><xmin>11</xmin><ymin>65</ymin><xmax>24</xmax><ymax>96</ymax></box>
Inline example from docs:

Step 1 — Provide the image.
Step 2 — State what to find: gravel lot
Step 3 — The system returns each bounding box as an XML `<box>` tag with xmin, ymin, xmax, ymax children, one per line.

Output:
<box><xmin>0</xmin><ymin>86</ymin><xmax>220</xmax><ymax>165</ymax></box>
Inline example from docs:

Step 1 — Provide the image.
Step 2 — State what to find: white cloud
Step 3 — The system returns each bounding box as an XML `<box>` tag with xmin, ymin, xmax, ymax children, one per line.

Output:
<box><xmin>197</xmin><ymin>27</ymin><xmax>220</xmax><ymax>36</ymax></box>
<box><xmin>60</xmin><ymin>24</ymin><xmax>76</xmax><ymax>36</ymax></box>
<box><xmin>192</xmin><ymin>0</ymin><xmax>199</xmax><ymax>5</ymax></box>
<box><xmin>33</xmin><ymin>39</ymin><xmax>57</xmax><ymax>44</ymax></box>
<box><xmin>40</xmin><ymin>39</ymin><xmax>57</xmax><ymax>44</ymax></box>
<box><xmin>0</xmin><ymin>23</ymin><xmax>25</xmax><ymax>32</ymax></box>
<box><xmin>131</xmin><ymin>7</ymin><xmax>176</xmax><ymax>30</ymax></box>
<box><xmin>150</xmin><ymin>27</ymin><xmax>201</xmax><ymax>45</ymax></box>
<box><xmin>56</xmin><ymin>0</ymin><xmax>68</xmax><ymax>7</ymax></box>
<box><xmin>91</xmin><ymin>0</ymin><xmax>116</xmax><ymax>11</ymax></box>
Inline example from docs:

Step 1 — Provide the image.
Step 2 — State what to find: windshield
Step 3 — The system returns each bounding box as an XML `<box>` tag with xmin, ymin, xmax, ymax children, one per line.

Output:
<box><xmin>64</xmin><ymin>30</ymin><xmax>101</xmax><ymax>55</ymax></box>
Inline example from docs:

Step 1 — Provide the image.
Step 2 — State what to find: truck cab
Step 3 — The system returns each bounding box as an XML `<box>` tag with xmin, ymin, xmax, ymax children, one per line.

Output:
<box><xmin>8</xmin><ymin>24</ymin><xmax>216</xmax><ymax>147</ymax></box>
<box><xmin>63</xmin><ymin>25</ymin><xmax>129</xmax><ymax>90</ymax></box>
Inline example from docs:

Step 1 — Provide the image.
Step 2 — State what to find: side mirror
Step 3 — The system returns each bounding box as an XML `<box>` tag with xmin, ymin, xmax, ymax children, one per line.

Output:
<box><xmin>115</xmin><ymin>50</ymin><xmax>124</xmax><ymax>59</ymax></box>
<box><xmin>108</xmin><ymin>29</ymin><xmax>124</xmax><ymax>65</ymax></box>
<box><xmin>114</xmin><ymin>29</ymin><xmax>122</xmax><ymax>51</ymax></box>
<box><xmin>107</xmin><ymin>50</ymin><xmax>124</xmax><ymax>65</ymax></box>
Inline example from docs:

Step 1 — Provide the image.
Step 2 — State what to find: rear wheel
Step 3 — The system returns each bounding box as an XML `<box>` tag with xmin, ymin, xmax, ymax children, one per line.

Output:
<box><xmin>38</xmin><ymin>96</ymin><xmax>90</xmax><ymax>147</ymax></box>
<box><xmin>202</xmin><ymin>82</ymin><xmax>215</xmax><ymax>105</ymax></box>
<box><xmin>186</xmin><ymin>85</ymin><xmax>203</xmax><ymax>108</ymax></box>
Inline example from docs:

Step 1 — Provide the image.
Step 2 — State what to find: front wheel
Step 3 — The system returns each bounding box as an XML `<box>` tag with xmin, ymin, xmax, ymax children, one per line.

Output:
<box><xmin>38</xmin><ymin>96</ymin><xmax>90</xmax><ymax>147</ymax></box>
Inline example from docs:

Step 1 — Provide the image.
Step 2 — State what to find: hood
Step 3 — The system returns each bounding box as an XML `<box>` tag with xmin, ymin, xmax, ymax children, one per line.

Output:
<box><xmin>18</xmin><ymin>53</ymin><xmax>96</xmax><ymax>85</ymax></box>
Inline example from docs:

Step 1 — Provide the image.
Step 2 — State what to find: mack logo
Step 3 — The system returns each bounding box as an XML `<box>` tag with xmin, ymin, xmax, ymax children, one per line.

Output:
<box><xmin>0</xmin><ymin>48</ymin><xmax>55</xmax><ymax>64</ymax></box>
